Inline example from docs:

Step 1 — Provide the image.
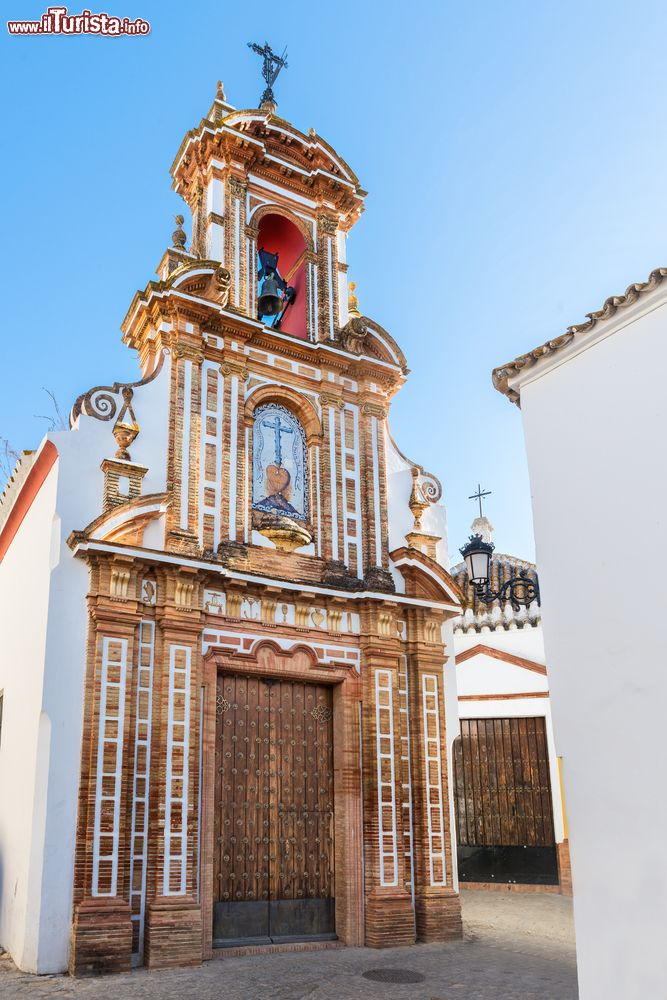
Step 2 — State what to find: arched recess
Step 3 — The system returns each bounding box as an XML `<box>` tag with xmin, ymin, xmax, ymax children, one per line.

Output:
<box><xmin>248</xmin><ymin>205</ymin><xmax>313</xmax><ymax>341</ymax></box>
<box><xmin>244</xmin><ymin>384</ymin><xmax>322</xmax><ymax>443</ymax></box>
<box><xmin>245</xmin><ymin>388</ymin><xmax>323</xmax><ymax>547</ymax></box>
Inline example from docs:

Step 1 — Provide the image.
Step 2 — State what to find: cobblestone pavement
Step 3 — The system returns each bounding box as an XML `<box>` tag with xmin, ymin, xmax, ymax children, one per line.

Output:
<box><xmin>0</xmin><ymin>891</ymin><xmax>578</xmax><ymax>1000</ymax></box>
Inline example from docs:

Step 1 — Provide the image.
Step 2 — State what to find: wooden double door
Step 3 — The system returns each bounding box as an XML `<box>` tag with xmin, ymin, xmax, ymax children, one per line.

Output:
<box><xmin>213</xmin><ymin>673</ymin><xmax>335</xmax><ymax>945</ymax></box>
<box><xmin>453</xmin><ymin>716</ymin><xmax>558</xmax><ymax>885</ymax></box>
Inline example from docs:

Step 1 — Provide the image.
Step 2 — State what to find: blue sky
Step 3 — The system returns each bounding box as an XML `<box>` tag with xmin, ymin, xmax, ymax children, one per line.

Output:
<box><xmin>2</xmin><ymin>0</ymin><xmax>667</xmax><ymax>561</ymax></box>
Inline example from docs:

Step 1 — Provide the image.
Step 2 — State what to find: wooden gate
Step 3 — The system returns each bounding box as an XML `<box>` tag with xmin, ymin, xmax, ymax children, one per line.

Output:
<box><xmin>213</xmin><ymin>673</ymin><xmax>335</xmax><ymax>945</ymax></box>
<box><xmin>453</xmin><ymin>717</ymin><xmax>557</xmax><ymax>884</ymax></box>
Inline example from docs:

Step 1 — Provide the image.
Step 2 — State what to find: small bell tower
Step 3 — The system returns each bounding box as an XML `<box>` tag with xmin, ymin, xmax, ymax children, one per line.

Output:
<box><xmin>167</xmin><ymin>60</ymin><xmax>365</xmax><ymax>342</ymax></box>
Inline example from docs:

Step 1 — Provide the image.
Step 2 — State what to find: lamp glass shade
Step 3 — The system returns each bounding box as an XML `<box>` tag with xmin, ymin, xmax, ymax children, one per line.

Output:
<box><xmin>459</xmin><ymin>533</ymin><xmax>494</xmax><ymax>585</ymax></box>
<box><xmin>465</xmin><ymin>547</ymin><xmax>491</xmax><ymax>584</ymax></box>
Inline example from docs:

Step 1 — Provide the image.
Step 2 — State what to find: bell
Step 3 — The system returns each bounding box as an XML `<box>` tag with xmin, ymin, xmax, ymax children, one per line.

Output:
<box><xmin>258</xmin><ymin>274</ymin><xmax>282</xmax><ymax>316</ymax></box>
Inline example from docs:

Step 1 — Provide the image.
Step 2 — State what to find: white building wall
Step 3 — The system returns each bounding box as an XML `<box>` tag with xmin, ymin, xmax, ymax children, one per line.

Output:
<box><xmin>0</xmin><ymin>362</ymin><xmax>171</xmax><ymax>974</ymax></box>
<box><xmin>0</xmin><ymin>458</ymin><xmax>58</xmax><ymax>972</ymax></box>
<box><xmin>515</xmin><ymin>298</ymin><xmax>667</xmax><ymax>1000</ymax></box>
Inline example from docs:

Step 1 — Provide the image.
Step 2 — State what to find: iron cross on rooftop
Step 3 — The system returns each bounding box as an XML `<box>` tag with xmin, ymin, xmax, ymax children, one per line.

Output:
<box><xmin>248</xmin><ymin>41</ymin><xmax>288</xmax><ymax>108</ymax></box>
<box><xmin>469</xmin><ymin>483</ymin><xmax>492</xmax><ymax>518</ymax></box>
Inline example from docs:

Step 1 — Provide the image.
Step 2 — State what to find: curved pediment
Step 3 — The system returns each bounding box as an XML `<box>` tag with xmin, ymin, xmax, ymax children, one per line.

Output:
<box><xmin>168</xmin><ymin>261</ymin><xmax>232</xmax><ymax>306</ymax></box>
<box><xmin>221</xmin><ymin>110</ymin><xmax>361</xmax><ymax>188</ymax></box>
<box><xmin>390</xmin><ymin>546</ymin><xmax>463</xmax><ymax>609</ymax></box>
<box><xmin>339</xmin><ymin>316</ymin><xmax>409</xmax><ymax>374</ymax></box>
<box><xmin>83</xmin><ymin>493</ymin><xmax>169</xmax><ymax>545</ymax></box>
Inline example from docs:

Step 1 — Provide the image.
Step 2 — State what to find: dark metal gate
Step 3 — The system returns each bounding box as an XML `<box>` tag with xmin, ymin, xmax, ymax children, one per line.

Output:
<box><xmin>453</xmin><ymin>716</ymin><xmax>558</xmax><ymax>885</ymax></box>
<box><xmin>213</xmin><ymin>674</ymin><xmax>335</xmax><ymax>945</ymax></box>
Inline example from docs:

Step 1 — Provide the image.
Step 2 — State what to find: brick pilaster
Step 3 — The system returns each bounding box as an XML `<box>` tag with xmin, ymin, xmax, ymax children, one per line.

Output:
<box><xmin>405</xmin><ymin>607</ymin><xmax>461</xmax><ymax>942</ymax></box>
<box><xmin>143</xmin><ymin>604</ymin><xmax>203</xmax><ymax>969</ymax></box>
<box><xmin>70</xmin><ymin>570</ymin><xmax>139</xmax><ymax>974</ymax></box>
<box><xmin>226</xmin><ymin>175</ymin><xmax>248</xmax><ymax>313</ymax></box>
<box><xmin>166</xmin><ymin>341</ymin><xmax>204</xmax><ymax>555</ymax></box>
<box><xmin>360</xmin><ymin>603</ymin><xmax>415</xmax><ymax>947</ymax></box>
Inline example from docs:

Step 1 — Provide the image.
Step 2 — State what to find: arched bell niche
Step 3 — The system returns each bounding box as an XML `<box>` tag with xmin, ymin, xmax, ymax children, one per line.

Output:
<box><xmin>256</xmin><ymin>212</ymin><xmax>308</xmax><ymax>340</ymax></box>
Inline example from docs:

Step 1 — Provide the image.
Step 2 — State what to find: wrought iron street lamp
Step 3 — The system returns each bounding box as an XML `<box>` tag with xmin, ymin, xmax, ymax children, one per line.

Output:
<box><xmin>459</xmin><ymin>533</ymin><xmax>541</xmax><ymax>611</ymax></box>
<box><xmin>459</xmin><ymin>484</ymin><xmax>540</xmax><ymax>612</ymax></box>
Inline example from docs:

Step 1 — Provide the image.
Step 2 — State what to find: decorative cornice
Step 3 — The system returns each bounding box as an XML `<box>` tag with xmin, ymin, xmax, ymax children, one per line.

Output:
<box><xmin>493</xmin><ymin>265</ymin><xmax>667</xmax><ymax>406</ymax></box>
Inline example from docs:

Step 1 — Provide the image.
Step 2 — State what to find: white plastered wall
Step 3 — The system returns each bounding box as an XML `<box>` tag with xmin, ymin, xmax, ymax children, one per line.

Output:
<box><xmin>0</xmin><ymin>457</ymin><xmax>58</xmax><ymax>973</ymax></box>
<box><xmin>0</xmin><ymin>360</ymin><xmax>170</xmax><ymax>973</ymax></box>
<box><xmin>385</xmin><ymin>431</ymin><xmax>449</xmax><ymax>567</ymax></box>
<box><xmin>517</xmin><ymin>297</ymin><xmax>667</xmax><ymax>1000</ymax></box>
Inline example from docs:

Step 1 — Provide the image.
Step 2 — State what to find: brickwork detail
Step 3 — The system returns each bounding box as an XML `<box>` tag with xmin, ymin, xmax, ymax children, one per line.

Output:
<box><xmin>397</xmin><ymin>656</ymin><xmax>415</xmax><ymax>897</ymax></box>
<box><xmin>374</xmin><ymin>669</ymin><xmax>399</xmax><ymax>886</ymax></box>
<box><xmin>164</xmin><ymin>645</ymin><xmax>192</xmax><ymax>895</ymax></box>
<box><xmin>129</xmin><ymin>620</ymin><xmax>155</xmax><ymax>958</ymax></box>
<box><xmin>198</xmin><ymin>362</ymin><xmax>224</xmax><ymax>549</ymax></box>
<box><xmin>92</xmin><ymin>637</ymin><xmax>128</xmax><ymax>897</ymax></box>
<box><xmin>422</xmin><ymin>673</ymin><xmax>447</xmax><ymax>886</ymax></box>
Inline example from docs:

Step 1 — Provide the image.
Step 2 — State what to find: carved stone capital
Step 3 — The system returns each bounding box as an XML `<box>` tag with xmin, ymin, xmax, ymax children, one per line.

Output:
<box><xmin>173</xmin><ymin>343</ymin><xmax>204</xmax><ymax>364</ymax></box>
<box><xmin>361</xmin><ymin>402</ymin><xmax>387</xmax><ymax>419</ymax></box>
<box><xmin>228</xmin><ymin>175</ymin><xmax>247</xmax><ymax>198</ymax></box>
<box><xmin>220</xmin><ymin>360</ymin><xmax>249</xmax><ymax>381</ymax></box>
<box><xmin>320</xmin><ymin>391</ymin><xmax>344</xmax><ymax>410</ymax></box>
<box><xmin>318</xmin><ymin>214</ymin><xmax>338</xmax><ymax>235</ymax></box>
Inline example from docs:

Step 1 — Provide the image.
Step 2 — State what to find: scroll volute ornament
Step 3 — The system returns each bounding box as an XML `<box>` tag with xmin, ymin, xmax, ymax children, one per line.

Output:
<box><xmin>214</xmin><ymin>266</ymin><xmax>232</xmax><ymax>306</ymax></box>
<box><xmin>340</xmin><ymin>315</ymin><xmax>369</xmax><ymax>355</ymax></box>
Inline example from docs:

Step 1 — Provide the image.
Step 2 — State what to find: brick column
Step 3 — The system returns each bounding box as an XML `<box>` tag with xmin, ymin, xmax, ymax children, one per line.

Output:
<box><xmin>405</xmin><ymin>607</ymin><xmax>461</xmax><ymax>941</ymax></box>
<box><xmin>144</xmin><ymin>587</ymin><xmax>203</xmax><ymax>969</ymax></box>
<box><xmin>320</xmin><ymin>391</ymin><xmax>345</xmax><ymax>569</ymax></box>
<box><xmin>360</xmin><ymin>401</ymin><xmax>393</xmax><ymax>592</ymax></box>
<box><xmin>317</xmin><ymin>215</ymin><xmax>339</xmax><ymax>342</ymax></box>
<box><xmin>166</xmin><ymin>341</ymin><xmax>203</xmax><ymax>556</ymax></box>
<box><xmin>226</xmin><ymin>175</ymin><xmax>248</xmax><ymax>313</ymax></box>
<box><xmin>218</xmin><ymin>359</ymin><xmax>248</xmax><ymax>562</ymax></box>
<box><xmin>360</xmin><ymin>603</ymin><xmax>415</xmax><ymax>947</ymax></box>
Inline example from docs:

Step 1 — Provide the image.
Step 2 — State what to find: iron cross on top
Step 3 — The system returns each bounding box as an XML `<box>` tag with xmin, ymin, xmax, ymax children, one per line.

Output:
<box><xmin>469</xmin><ymin>483</ymin><xmax>492</xmax><ymax>518</ymax></box>
<box><xmin>262</xmin><ymin>414</ymin><xmax>293</xmax><ymax>467</ymax></box>
<box><xmin>248</xmin><ymin>41</ymin><xmax>288</xmax><ymax>107</ymax></box>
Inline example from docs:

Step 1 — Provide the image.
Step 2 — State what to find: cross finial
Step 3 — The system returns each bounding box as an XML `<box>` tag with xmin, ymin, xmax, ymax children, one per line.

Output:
<box><xmin>469</xmin><ymin>483</ymin><xmax>492</xmax><ymax>518</ymax></box>
<box><xmin>247</xmin><ymin>41</ymin><xmax>288</xmax><ymax>112</ymax></box>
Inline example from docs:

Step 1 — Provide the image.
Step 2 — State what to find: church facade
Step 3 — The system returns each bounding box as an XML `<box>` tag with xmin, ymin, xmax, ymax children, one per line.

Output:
<box><xmin>0</xmin><ymin>81</ymin><xmax>464</xmax><ymax>974</ymax></box>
